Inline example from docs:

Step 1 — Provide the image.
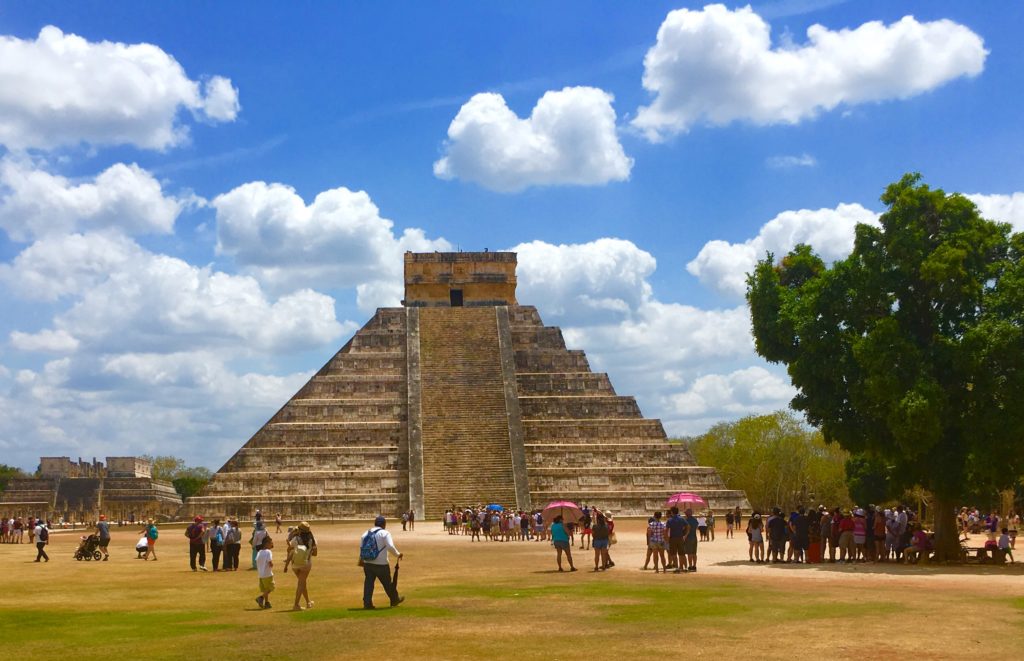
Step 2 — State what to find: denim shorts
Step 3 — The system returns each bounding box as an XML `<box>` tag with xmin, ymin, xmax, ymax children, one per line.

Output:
<box><xmin>593</xmin><ymin>538</ymin><xmax>609</xmax><ymax>549</ymax></box>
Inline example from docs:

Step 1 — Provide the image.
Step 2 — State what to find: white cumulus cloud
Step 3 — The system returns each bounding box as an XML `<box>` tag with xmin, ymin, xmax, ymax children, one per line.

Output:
<box><xmin>213</xmin><ymin>181</ymin><xmax>450</xmax><ymax>310</ymax></box>
<box><xmin>633</xmin><ymin>5</ymin><xmax>987</xmax><ymax>141</ymax></box>
<box><xmin>4</xmin><ymin>232</ymin><xmax>346</xmax><ymax>354</ymax></box>
<box><xmin>0</xmin><ymin>25</ymin><xmax>239</xmax><ymax>151</ymax></box>
<box><xmin>513</xmin><ymin>238</ymin><xmax>656</xmax><ymax>321</ymax></box>
<box><xmin>687</xmin><ymin>202</ymin><xmax>879</xmax><ymax>297</ymax></box>
<box><xmin>0</xmin><ymin>158</ymin><xmax>191</xmax><ymax>241</ymax></box>
<box><xmin>434</xmin><ymin>87</ymin><xmax>633</xmax><ymax>192</ymax></box>
<box><xmin>10</xmin><ymin>328</ymin><xmax>80</xmax><ymax>353</ymax></box>
<box><xmin>967</xmin><ymin>192</ymin><xmax>1024</xmax><ymax>232</ymax></box>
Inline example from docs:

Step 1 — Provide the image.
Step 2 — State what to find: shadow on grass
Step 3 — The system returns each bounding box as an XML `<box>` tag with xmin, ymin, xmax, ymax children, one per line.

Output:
<box><xmin>713</xmin><ymin>559</ymin><xmax>1024</xmax><ymax>575</ymax></box>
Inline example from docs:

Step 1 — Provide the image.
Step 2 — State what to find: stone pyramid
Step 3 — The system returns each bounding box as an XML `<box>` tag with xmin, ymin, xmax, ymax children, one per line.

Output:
<box><xmin>188</xmin><ymin>252</ymin><xmax>749</xmax><ymax>519</ymax></box>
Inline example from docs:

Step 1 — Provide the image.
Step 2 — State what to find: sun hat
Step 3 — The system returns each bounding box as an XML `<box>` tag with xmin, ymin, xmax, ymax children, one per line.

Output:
<box><xmin>297</xmin><ymin>521</ymin><xmax>311</xmax><ymax>533</ymax></box>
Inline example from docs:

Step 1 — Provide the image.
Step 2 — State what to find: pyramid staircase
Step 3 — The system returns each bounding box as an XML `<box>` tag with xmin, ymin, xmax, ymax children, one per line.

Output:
<box><xmin>416</xmin><ymin>307</ymin><xmax>518</xmax><ymax>517</ymax></box>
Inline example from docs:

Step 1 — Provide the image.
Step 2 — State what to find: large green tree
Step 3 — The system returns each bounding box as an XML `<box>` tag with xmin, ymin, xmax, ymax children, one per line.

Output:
<box><xmin>687</xmin><ymin>411</ymin><xmax>851</xmax><ymax>512</ymax></box>
<box><xmin>747</xmin><ymin>174</ymin><xmax>1024</xmax><ymax>560</ymax></box>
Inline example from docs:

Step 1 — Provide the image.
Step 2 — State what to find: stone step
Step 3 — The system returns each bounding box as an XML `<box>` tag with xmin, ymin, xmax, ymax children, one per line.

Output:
<box><xmin>506</xmin><ymin>305</ymin><xmax>542</xmax><ymax>327</ymax></box>
<box><xmin>514</xmin><ymin>349</ymin><xmax>590</xmax><ymax>373</ymax></box>
<box><xmin>510</xmin><ymin>326</ymin><xmax>566</xmax><ymax>351</ymax></box>
<box><xmin>273</xmin><ymin>398</ymin><xmax>405</xmax><ymax>423</ymax></box>
<box><xmin>525</xmin><ymin>447</ymin><xmax>695</xmax><ymax>467</ymax></box>
<box><xmin>518</xmin><ymin>395</ymin><xmax>641</xmax><ymax>419</ymax></box>
<box><xmin>516</xmin><ymin>372</ymin><xmax>615</xmax><ymax>395</ymax></box>
<box><xmin>523</xmin><ymin>419</ymin><xmax>668</xmax><ymax>441</ymax></box>
<box><xmin>296</xmin><ymin>375</ymin><xmax>405</xmax><ymax>398</ymax></box>
<box><xmin>323</xmin><ymin>352</ymin><xmax>406</xmax><ymax>374</ymax></box>
<box><xmin>247</xmin><ymin>425</ymin><xmax>402</xmax><ymax>449</ymax></box>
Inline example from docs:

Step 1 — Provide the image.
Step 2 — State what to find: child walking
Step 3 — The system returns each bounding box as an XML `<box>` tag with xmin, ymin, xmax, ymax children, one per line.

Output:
<box><xmin>255</xmin><ymin>536</ymin><xmax>275</xmax><ymax>609</ymax></box>
<box><xmin>999</xmin><ymin>528</ymin><xmax>1015</xmax><ymax>563</ymax></box>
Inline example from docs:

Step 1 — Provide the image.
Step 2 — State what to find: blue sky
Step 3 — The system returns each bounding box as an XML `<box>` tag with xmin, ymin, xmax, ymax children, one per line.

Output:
<box><xmin>1</xmin><ymin>2</ymin><xmax>1022</xmax><ymax>471</ymax></box>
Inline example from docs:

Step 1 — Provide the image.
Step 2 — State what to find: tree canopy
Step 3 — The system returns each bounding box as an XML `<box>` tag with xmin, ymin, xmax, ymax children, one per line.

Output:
<box><xmin>687</xmin><ymin>411</ymin><xmax>851</xmax><ymax>512</ymax></box>
<box><xmin>747</xmin><ymin>173</ymin><xmax>1024</xmax><ymax>558</ymax></box>
<box><xmin>0</xmin><ymin>464</ymin><xmax>29</xmax><ymax>493</ymax></box>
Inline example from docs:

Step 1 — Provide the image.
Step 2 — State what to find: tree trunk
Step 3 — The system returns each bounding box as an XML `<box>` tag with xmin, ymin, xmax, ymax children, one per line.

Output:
<box><xmin>931</xmin><ymin>495</ymin><xmax>962</xmax><ymax>563</ymax></box>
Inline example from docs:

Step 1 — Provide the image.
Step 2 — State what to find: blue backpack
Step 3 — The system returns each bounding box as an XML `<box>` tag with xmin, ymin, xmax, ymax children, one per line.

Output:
<box><xmin>359</xmin><ymin>528</ymin><xmax>383</xmax><ymax>561</ymax></box>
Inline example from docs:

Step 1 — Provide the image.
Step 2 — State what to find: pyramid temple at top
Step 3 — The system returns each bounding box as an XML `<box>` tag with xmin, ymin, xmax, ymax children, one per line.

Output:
<box><xmin>188</xmin><ymin>252</ymin><xmax>749</xmax><ymax>519</ymax></box>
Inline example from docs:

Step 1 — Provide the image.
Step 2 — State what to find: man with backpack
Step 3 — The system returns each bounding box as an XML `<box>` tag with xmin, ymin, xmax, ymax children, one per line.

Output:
<box><xmin>34</xmin><ymin>520</ymin><xmax>49</xmax><ymax>562</ymax></box>
<box><xmin>185</xmin><ymin>516</ymin><xmax>208</xmax><ymax>571</ymax></box>
<box><xmin>359</xmin><ymin>515</ymin><xmax>403</xmax><ymax>609</ymax></box>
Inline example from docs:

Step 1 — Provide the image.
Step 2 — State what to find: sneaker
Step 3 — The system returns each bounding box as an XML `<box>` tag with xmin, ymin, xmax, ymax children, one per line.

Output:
<box><xmin>199</xmin><ymin>566</ymin><xmax>208</xmax><ymax>572</ymax></box>
<box><xmin>264</xmin><ymin>600</ymin><xmax>272</xmax><ymax>609</ymax></box>
<box><xmin>256</xmin><ymin>596</ymin><xmax>264</xmax><ymax>608</ymax></box>
<box><xmin>689</xmin><ymin>566</ymin><xmax>697</xmax><ymax>572</ymax></box>
<box><xmin>103</xmin><ymin>556</ymin><xmax>109</xmax><ymax>561</ymax></box>
<box><xmin>363</xmin><ymin>604</ymin><xmax>376</xmax><ymax>610</ymax></box>
<box><xmin>390</xmin><ymin>596</ymin><xmax>405</xmax><ymax>607</ymax></box>
<box><xmin>673</xmin><ymin>568</ymin><xmax>682</xmax><ymax>574</ymax></box>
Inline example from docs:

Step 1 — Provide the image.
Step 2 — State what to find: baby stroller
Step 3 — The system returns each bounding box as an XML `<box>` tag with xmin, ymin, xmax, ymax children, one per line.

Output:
<box><xmin>75</xmin><ymin>533</ymin><xmax>103</xmax><ymax>561</ymax></box>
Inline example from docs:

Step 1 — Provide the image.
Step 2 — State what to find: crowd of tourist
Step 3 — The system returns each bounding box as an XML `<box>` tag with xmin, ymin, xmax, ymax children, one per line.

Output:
<box><xmin>739</xmin><ymin>505</ymin><xmax>1020</xmax><ymax>565</ymax></box>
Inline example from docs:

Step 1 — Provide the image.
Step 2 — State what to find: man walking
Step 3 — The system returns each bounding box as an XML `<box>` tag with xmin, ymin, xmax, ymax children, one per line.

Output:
<box><xmin>359</xmin><ymin>515</ymin><xmax>404</xmax><ymax>609</ymax></box>
<box><xmin>34</xmin><ymin>519</ymin><xmax>49</xmax><ymax>562</ymax></box>
<box><xmin>96</xmin><ymin>514</ymin><xmax>111</xmax><ymax>561</ymax></box>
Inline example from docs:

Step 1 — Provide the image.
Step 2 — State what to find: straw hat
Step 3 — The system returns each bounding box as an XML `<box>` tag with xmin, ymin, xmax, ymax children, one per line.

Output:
<box><xmin>297</xmin><ymin>521</ymin><xmax>311</xmax><ymax>533</ymax></box>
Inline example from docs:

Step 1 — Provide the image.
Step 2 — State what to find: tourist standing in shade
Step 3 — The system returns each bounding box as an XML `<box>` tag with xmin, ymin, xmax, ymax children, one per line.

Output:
<box><xmin>549</xmin><ymin>514</ymin><xmax>577</xmax><ymax>572</ymax></box>
<box><xmin>96</xmin><ymin>514</ymin><xmax>111</xmax><ymax>561</ymax></box>
<box><xmin>683</xmin><ymin>508</ymin><xmax>700</xmax><ymax>572</ymax></box>
<box><xmin>33</xmin><ymin>519</ymin><xmax>49</xmax><ymax>562</ymax></box>
<box><xmin>360</xmin><ymin>515</ymin><xmax>404</xmax><ymax>609</ymax></box>
<box><xmin>665</xmin><ymin>506</ymin><xmax>688</xmax><ymax>573</ymax></box>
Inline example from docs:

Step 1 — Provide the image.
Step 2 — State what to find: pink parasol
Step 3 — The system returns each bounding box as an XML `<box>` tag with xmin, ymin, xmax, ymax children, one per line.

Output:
<box><xmin>665</xmin><ymin>492</ymin><xmax>707</xmax><ymax>508</ymax></box>
<box><xmin>542</xmin><ymin>500</ymin><xmax>583</xmax><ymax>524</ymax></box>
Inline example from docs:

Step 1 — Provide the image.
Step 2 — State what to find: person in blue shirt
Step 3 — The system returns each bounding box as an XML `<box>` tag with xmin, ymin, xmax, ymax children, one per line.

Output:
<box><xmin>550</xmin><ymin>515</ymin><xmax>577</xmax><ymax>572</ymax></box>
<box><xmin>666</xmin><ymin>507</ymin><xmax>689</xmax><ymax>573</ymax></box>
<box><xmin>683</xmin><ymin>508</ymin><xmax>700</xmax><ymax>572</ymax></box>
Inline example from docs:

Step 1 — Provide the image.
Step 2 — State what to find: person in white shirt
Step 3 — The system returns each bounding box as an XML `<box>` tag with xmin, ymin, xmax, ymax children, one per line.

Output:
<box><xmin>360</xmin><ymin>515</ymin><xmax>403</xmax><ymax>609</ymax></box>
<box><xmin>255</xmin><ymin>536</ymin><xmax>274</xmax><ymax>609</ymax></box>
<box><xmin>34</xmin><ymin>521</ymin><xmax>49</xmax><ymax>562</ymax></box>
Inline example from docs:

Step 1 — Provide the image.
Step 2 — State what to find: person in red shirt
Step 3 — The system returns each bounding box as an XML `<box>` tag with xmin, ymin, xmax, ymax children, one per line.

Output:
<box><xmin>837</xmin><ymin>510</ymin><xmax>856</xmax><ymax>563</ymax></box>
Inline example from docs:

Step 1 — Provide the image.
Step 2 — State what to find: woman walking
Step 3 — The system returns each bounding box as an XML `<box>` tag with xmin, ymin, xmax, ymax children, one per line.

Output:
<box><xmin>284</xmin><ymin>521</ymin><xmax>317</xmax><ymax>610</ymax></box>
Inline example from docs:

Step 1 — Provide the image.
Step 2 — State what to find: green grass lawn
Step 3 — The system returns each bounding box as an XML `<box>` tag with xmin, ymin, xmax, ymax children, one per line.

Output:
<box><xmin>2</xmin><ymin>523</ymin><xmax>1020</xmax><ymax>659</ymax></box>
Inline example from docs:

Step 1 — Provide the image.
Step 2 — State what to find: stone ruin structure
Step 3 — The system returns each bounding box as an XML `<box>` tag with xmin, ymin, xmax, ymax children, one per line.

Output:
<box><xmin>188</xmin><ymin>252</ymin><xmax>749</xmax><ymax>519</ymax></box>
<box><xmin>0</xmin><ymin>456</ymin><xmax>181</xmax><ymax>521</ymax></box>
